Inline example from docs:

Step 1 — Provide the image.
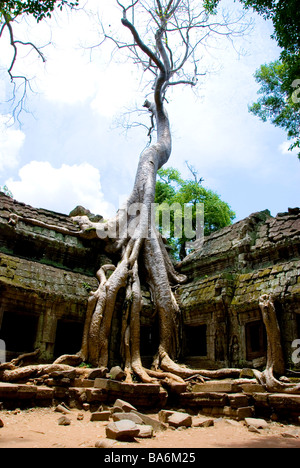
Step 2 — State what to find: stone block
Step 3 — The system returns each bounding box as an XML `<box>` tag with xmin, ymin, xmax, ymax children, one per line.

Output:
<box><xmin>112</xmin><ymin>412</ymin><xmax>143</xmax><ymax>425</ymax></box>
<box><xmin>193</xmin><ymin>380</ymin><xmax>240</xmax><ymax>393</ymax></box>
<box><xmin>106</xmin><ymin>420</ymin><xmax>140</xmax><ymax>441</ymax></box>
<box><xmin>132</xmin><ymin>411</ymin><xmax>167</xmax><ymax>432</ymax></box>
<box><xmin>17</xmin><ymin>384</ymin><xmax>37</xmax><ymax>399</ymax></box>
<box><xmin>268</xmin><ymin>394</ymin><xmax>300</xmax><ymax>412</ymax></box>
<box><xmin>72</xmin><ymin>379</ymin><xmax>94</xmax><ymax>388</ymax></box>
<box><xmin>136</xmin><ymin>424</ymin><xmax>154</xmax><ymax>438</ymax></box>
<box><xmin>229</xmin><ymin>393</ymin><xmax>250</xmax><ymax>409</ymax></box>
<box><xmin>0</xmin><ymin>383</ymin><xmax>18</xmax><ymax>399</ymax></box>
<box><xmin>241</xmin><ymin>383</ymin><xmax>267</xmax><ymax>394</ymax></box>
<box><xmin>167</xmin><ymin>412</ymin><xmax>192</xmax><ymax>428</ymax></box>
<box><xmin>158</xmin><ymin>410</ymin><xmax>174</xmax><ymax>423</ymax></box>
<box><xmin>236</xmin><ymin>406</ymin><xmax>254</xmax><ymax>420</ymax></box>
<box><xmin>244</xmin><ymin>417</ymin><xmax>269</xmax><ymax>429</ymax></box>
<box><xmin>90</xmin><ymin>411</ymin><xmax>111</xmax><ymax>422</ymax></box>
<box><xmin>179</xmin><ymin>392</ymin><xmax>229</xmax><ymax>407</ymax></box>
<box><xmin>113</xmin><ymin>399</ymin><xmax>137</xmax><ymax>413</ymax></box>
<box><xmin>192</xmin><ymin>417</ymin><xmax>214</xmax><ymax>428</ymax></box>
<box><xmin>36</xmin><ymin>387</ymin><xmax>53</xmax><ymax>400</ymax></box>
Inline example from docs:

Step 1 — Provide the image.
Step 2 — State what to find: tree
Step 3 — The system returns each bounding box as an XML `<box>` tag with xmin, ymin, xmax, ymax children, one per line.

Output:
<box><xmin>236</xmin><ymin>0</ymin><xmax>300</xmax><ymax>55</ymax></box>
<box><xmin>2</xmin><ymin>1</ymin><xmax>300</xmax><ymax>395</ymax></box>
<box><xmin>249</xmin><ymin>59</ymin><xmax>300</xmax><ymax>159</ymax></box>
<box><xmin>155</xmin><ymin>164</ymin><xmax>235</xmax><ymax>260</ymax></box>
<box><xmin>236</xmin><ymin>0</ymin><xmax>300</xmax><ymax>159</ymax></box>
<box><xmin>2</xmin><ymin>0</ymin><xmax>247</xmax><ymax>386</ymax></box>
<box><xmin>0</xmin><ymin>0</ymin><xmax>79</xmax><ymax>119</ymax></box>
<box><xmin>209</xmin><ymin>0</ymin><xmax>300</xmax><ymax>159</ymax></box>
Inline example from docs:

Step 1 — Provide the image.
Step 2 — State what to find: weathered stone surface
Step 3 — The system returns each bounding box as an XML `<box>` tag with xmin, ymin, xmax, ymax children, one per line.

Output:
<box><xmin>90</xmin><ymin>411</ymin><xmax>111</xmax><ymax>422</ymax></box>
<box><xmin>268</xmin><ymin>394</ymin><xmax>300</xmax><ymax>412</ymax></box>
<box><xmin>113</xmin><ymin>399</ymin><xmax>137</xmax><ymax>413</ymax></box>
<box><xmin>109</xmin><ymin>366</ymin><xmax>126</xmax><ymax>381</ymax></box>
<box><xmin>236</xmin><ymin>406</ymin><xmax>254</xmax><ymax>420</ymax></box>
<box><xmin>136</xmin><ymin>424</ymin><xmax>154</xmax><ymax>438</ymax></box>
<box><xmin>158</xmin><ymin>410</ymin><xmax>174</xmax><ymax>423</ymax></box>
<box><xmin>132</xmin><ymin>411</ymin><xmax>167</xmax><ymax>432</ymax></box>
<box><xmin>178</xmin><ymin>392</ymin><xmax>229</xmax><ymax>407</ymax></box>
<box><xmin>229</xmin><ymin>393</ymin><xmax>250</xmax><ymax>409</ymax></box>
<box><xmin>95</xmin><ymin>439</ymin><xmax>117</xmax><ymax>448</ymax></box>
<box><xmin>244</xmin><ymin>417</ymin><xmax>269</xmax><ymax>429</ymax></box>
<box><xmin>193</xmin><ymin>380</ymin><xmax>240</xmax><ymax>394</ymax></box>
<box><xmin>57</xmin><ymin>416</ymin><xmax>71</xmax><ymax>426</ymax></box>
<box><xmin>241</xmin><ymin>384</ymin><xmax>267</xmax><ymax>394</ymax></box>
<box><xmin>105</xmin><ymin>420</ymin><xmax>140</xmax><ymax>441</ymax></box>
<box><xmin>112</xmin><ymin>412</ymin><xmax>143</xmax><ymax>425</ymax></box>
<box><xmin>167</xmin><ymin>412</ymin><xmax>192</xmax><ymax>428</ymax></box>
<box><xmin>87</xmin><ymin>368</ymin><xmax>108</xmax><ymax>380</ymax></box>
<box><xmin>192</xmin><ymin>417</ymin><xmax>214</xmax><ymax>428</ymax></box>
<box><xmin>55</xmin><ymin>404</ymin><xmax>71</xmax><ymax>415</ymax></box>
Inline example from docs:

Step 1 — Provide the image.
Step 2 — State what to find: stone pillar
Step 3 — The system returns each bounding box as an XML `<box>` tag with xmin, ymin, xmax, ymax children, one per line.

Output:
<box><xmin>35</xmin><ymin>306</ymin><xmax>58</xmax><ymax>362</ymax></box>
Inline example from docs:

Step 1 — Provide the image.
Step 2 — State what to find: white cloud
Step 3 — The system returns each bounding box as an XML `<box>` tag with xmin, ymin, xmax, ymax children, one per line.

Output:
<box><xmin>6</xmin><ymin>161</ymin><xmax>116</xmax><ymax>219</ymax></box>
<box><xmin>279</xmin><ymin>141</ymin><xmax>299</xmax><ymax>156</ymax></box>
<box><xmin>0</xmin><ymin>115</ymin><xmax>25</xmax><ymax>174</ymax></box>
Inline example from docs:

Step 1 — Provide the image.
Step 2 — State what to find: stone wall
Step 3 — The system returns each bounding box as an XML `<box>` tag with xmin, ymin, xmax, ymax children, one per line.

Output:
<box><xmin>0</xmin><ymin>192</ymin><xmax>299</xmax><ymax>372</ymax></box>
<box><xmin>0</xmin><ymin>193</ymin><xmax>111</xmax><ymax>362</ymax></box>
<box><xmin>177</xmin><ymin>208</ymin><xmax>300</xmax><ymax>371</ymax></box>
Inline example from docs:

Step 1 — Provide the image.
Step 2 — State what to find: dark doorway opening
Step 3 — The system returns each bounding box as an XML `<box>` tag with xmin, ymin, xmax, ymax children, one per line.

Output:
<box><xmin>54</xmin><ymin>320</ymin><xmax>84</xmax><ymax>359</ymax></box>
<box><xmin>184</xmin><ymin>324</ymin><xmax>207</xmax><ymax>357</ymax></box>
<box><xmin>246</xmin><ymin>320</ymin><xmax>266</xmax><ymax>360</ymax></box>
<box><xmin>0</xmin><ymin>311</ymin><xmax>38</xmax><ymax>356</ymax></box>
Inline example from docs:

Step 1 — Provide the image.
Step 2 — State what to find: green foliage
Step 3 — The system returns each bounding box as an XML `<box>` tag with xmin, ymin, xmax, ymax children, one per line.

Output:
<box><xmin>0</xmin><ymin>0</ymin><xmax>79</xmax><ymax>22</ymax></box>
<box><xmin>0</xmin><ymin>185</ymin><xmax>13</xmax><ymax>198</ymax></box>
<box><xmin>249</xmin><ymin>58</ymin><xmax>300</xmax><ymax>158</ymax></box>
<box><xmin>155</xmin><ymin>166</ymin><xmax>235</xmax><ymax>260</ymax></box>
<box><xmin>238</xmin><ymin>0</ymin><xmax>300</xmax><ymax>55</ymax></box>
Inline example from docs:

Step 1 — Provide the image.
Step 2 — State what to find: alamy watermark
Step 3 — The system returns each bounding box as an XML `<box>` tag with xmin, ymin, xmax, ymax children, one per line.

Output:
<box><xmin>292</xmin><ymin>79</ymin><xmax>300</xmax><ymax>104</ymax></box>
<box><xmin>96</xmin><ymin>201</ymin><xmax>205</xmax><ymax>251</ymax></box>
<box><xmin>291</xmin><ymin>339</ymin><xmax>300</xmax><ymax>364</ymax></box>
<box><xmin>0</xmin><ymin>339</ymin><xmax>6</xmax><ymax>364</ymax></box>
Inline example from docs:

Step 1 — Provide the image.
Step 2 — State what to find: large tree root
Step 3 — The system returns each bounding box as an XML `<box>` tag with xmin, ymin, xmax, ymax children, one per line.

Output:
<box><xmin>253</xmin><ymin>294</ymin><xmax>300</xmax><ymax>394</ymax></box>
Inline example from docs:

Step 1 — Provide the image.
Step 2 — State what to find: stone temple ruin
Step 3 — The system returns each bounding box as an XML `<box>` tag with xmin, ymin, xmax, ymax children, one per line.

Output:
<box><xmin>0</xmin><ymin>192</ymin><xmax>300</xmax><ymax>421</ymax></box>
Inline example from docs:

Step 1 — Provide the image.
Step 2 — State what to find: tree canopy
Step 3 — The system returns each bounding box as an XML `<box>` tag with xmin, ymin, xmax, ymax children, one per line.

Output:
<box><xmin>249</xmin><ymin>58</ymin><xmax>300</xmax><ymax>158</ymax></box>
<box><xmin>155</xmin><ymin>165</ymin><xmax>236</xmax><ymax>259</ymax></box>
<box><xmin>0</xmin><ymin>1</ymin><xmax>79</xmax><ymax>22</ymax></box>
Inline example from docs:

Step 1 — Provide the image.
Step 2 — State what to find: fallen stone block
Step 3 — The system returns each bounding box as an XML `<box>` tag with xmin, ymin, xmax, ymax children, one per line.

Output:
<box><xmin>236</xmin><ymin>406</ymin><xmax>254</xmax><ymax>420</ymax></box>
<box><xmin>112</xmin><ymin>412</ymin><xmax>143</xmax><ymax>425</ymax></box>
<box><xmin>0</xmin><ymin>418</ymin><xmax>4</xmax><ymax>428</ymax></box>
<box><xmin>90</xmin><ymin>411</ymin><xmax>111</xmax><ymax>422</ymax></box>
<box><xmin>132</xmin><ymin>411</ymin><xmax>167</xmax><ymax>432</ymax></box>
<box><xmin>113</xmin><ymin>399</ymin><xmax>137</xmax><ymax>413</ymax></box>
<box><xmin>109</xmin><ymin>366</ymin><xmax>126</xmax><ymax>382</ymax></box>
<box><xmin>167</xmin><ymin>412</ymin><xmax>192</xmax><ymax>428</ymax></box>
<box><xmin>192</xmin><ymin>417</ymin><xmax>214</xmax><ymax>428</ymax></box>
<box><xmin>95</xmin><ymin>439</ymin><xmax>117</xmax><ymax>448</ymax></box>
<box><xmin>58</xmin><ymin>416</ymin><xmax>71</xmax><ymax>426</ymax></box>
<box><xmin>158</xmin><ymin>410</ymin><xmax>175</xmax><ymax>423</ymax></box>
<box><xmin>136</xmin><ymin>424</ymin><xmax>154</xmax><ymax>438</ymax></box>
<box><xmin>106</xmin><ymin>420</ymin><xmax>140</xmax><ymax>441</ymax></box>
<box><xmin>55</xmin><ymin>404</ymin><xmax>71</xmax><ymax>415</ymax></box>
<box><xmin>244</xmin><ymin>417</ymin><xmax>269</xmax><ymax>429</ymax></box>
<box><xmin>87</xmin><ymin>368</ymin><xmax>108</xmax><ymax>380</ymax></box>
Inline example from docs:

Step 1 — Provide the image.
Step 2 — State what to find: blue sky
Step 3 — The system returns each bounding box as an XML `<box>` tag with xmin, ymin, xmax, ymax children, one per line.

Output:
<box><xmin>0</xmin><ymin>0</ymin><xmax>299</xmax><ymax>222</ymax></box>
